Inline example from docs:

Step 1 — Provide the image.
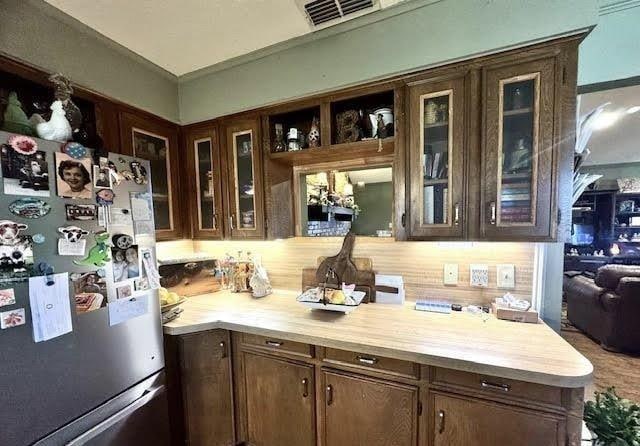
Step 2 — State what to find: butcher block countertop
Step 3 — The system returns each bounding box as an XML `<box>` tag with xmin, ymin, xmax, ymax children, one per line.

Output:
<box><xmin>163</xmin><ymin>290</ymin><xmax>593</xmax><ymax>388</ymax></box>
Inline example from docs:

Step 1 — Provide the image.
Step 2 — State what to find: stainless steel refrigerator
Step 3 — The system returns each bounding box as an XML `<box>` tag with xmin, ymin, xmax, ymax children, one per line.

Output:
<box><xmin>0</xmin><ymin>131</ymin><xmax>169</xmax><ymax>446</ymax></box>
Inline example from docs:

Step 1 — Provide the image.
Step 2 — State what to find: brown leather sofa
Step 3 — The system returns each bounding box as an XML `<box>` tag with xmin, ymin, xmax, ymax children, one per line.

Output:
<box><xmin>564</xmin><ymin>264</ymin><xmax>640</xmax><ymax>353</ymax></box>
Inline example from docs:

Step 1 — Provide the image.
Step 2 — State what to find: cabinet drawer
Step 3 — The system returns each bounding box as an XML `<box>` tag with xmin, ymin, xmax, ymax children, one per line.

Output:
<box><xmin>323</xmin><ymin>348</ymin><xmax>419</xmax><ymax>379</ymax></box>
<box><xmin>432</xmin><ymin>367</ymin><xmax>562</xmax><ymax>407</ymax></box>
<box><xmin>241</xmin><ymin>333</ymin><xmax>314</xmax><ymax>358</ymax></box>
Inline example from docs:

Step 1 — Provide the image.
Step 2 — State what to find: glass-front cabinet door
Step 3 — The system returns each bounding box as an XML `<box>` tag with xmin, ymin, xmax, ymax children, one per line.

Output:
<box><xmin>224</xmin><ymin>118</ymin><xmax>265</xmax><ymax>239</ymax></box>
<box><xmin>186</xmin><ymin>127</ymin><xmax>223</xmax><ymax>239</ymax></box>
<box><xmin>408</xmin><ymin>76</ymin><xmax>465</xmax><ymax>239</ymax></box>
<box><xmin>482</xmin><ymin>58</ymin><xmax>555</xmax><ymax>239</ymax></box>
<box><xmin>119</xmin><ymin>111</ymin><xmax>182</xmax><ymax>240</ymax></box>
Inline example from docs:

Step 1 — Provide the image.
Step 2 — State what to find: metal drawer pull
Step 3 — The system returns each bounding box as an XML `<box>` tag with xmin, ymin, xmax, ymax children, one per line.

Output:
<box><xmin>219</xmin><ymin>341</ymin><xmax>227</xmax><ymax>358</ymax></box>
<box><xmin>454</xmin><ymin>203</ymin><xmax>460</xmax><ymax>226</ymax></box>
<box><xmin>265</xmin><ymin>340</ymin><xmax>283</xmax><ymax>347</ymax></box>
<box><xmin>490</xmin><ymin>202</ymin><xmax>497</xmax><ymax>225</ymax></box>
<box><xmin>356</xmin><ymin>355</ymin><xmax>378</xmax><ymax>365</ymax></box>
<box><xmin>229</xmin><ymin>215</ymin><xmax>234</xmax><ymax>230</ymax></box>
<box><xmin>302</xmin><ymin>378</ymin><xmax>309</xmax><ymax>398</ymax></box>
<box><xmin>438</xmin><ymin>410</ymin><xmax>445</xmax><ymax>434</ymax></box>
<box><xmin>326</xmin><ymin>384</ymin><xmax>333</xmax><ymax>406</ymax></box>
<box><xmin>480</xmin><ymin>380</ymin><xmax>510</xmax><ymax>392</ymax></box>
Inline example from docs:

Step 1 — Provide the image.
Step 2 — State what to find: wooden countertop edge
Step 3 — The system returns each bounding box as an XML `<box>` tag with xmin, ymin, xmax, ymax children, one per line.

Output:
<box><xmin>163</xmin><ymin>317</ymin><xmax>593</xmax><ymax>389</ymax></box>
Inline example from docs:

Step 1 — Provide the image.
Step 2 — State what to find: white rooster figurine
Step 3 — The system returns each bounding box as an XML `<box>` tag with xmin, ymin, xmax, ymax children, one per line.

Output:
<box><xmin>35</xmin><ymin>100</ymin><xmax>72</xmax><ymax>142</ymax></box>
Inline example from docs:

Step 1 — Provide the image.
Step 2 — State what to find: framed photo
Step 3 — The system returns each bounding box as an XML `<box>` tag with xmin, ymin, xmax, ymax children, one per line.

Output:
<box><xmin>619</xmin><ymin>200</ymin><xmax>635</xmax><ymax>214</ymax></box>
<box><xmin>112</xmin><ymin>245</ymin><xmax>140</xmax><ymax>282</ymax></box>
<box><xmin>116</xmin><ymin>284</ymin><xmax>132</xmax><ymax>300</ymax></box>
<box><xmin>71</xmin><ymin>272</ymin><xmax>107</xmax><ymax>314</ymax></box>
<box><xmin>1</xmin><ymin>144</ymin><xmax>50</xmax><ymax>197</ymax></box>
<box><xmin>55</xmin><ymin>152</ymin><xmax>92</xmax><ymax>199</ymax></box>
<box><xmin>93</xmin><ymin>165</ymin><xmax>112</xmax><ymax>189</ymax></box>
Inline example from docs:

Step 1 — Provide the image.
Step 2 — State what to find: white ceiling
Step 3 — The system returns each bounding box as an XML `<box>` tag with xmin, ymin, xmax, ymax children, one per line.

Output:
<box><xmin>44</xmin><ymin>0</ymin><xmax>404</xmax><ymax>77</ymax></box>
<box><xmin>579</xmin><ymin>83</ymin><xmax>640</xmax><ymax>166</ymax></box>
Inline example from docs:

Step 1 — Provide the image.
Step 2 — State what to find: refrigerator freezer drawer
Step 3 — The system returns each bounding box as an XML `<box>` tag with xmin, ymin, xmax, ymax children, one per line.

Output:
<box><xmin>35</xmin><ymin>371</ymin><xmax>169</xmax><ymax>446</ymax></box>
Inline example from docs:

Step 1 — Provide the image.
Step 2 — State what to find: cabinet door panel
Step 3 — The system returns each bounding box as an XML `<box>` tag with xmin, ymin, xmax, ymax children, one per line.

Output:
<box><xmin>243</xmin><ymin>353</ymin><xmax>315</xmax><ymax>446</ymax></box>
<box><xmin>186</xmin><ymin>126</ymin><xmax>224</xmax><ymax>239</ymax></box>
<box><xmin>408</xmin><ymin>76</ymin><xmax>466</xmax><ymax>239</ymax></box>
<box><xmin>119</xmin><ymin>111</ymin><xmax>182</xmax><ymax>240</ymax></box>
<box><xmin>224</xmin><ymin>118</ymin><xmax>265</xmax><ymax>239</ymax></box>
<box><xmin>180</xmin><ymin>331</ymin><xmax>234</xmax><ymax>446</ymax></box>
<box><xmin>323</xmin><ymin>370</ymin><xmax>418</xmax><ymax>446</ymax></box>
<box><xmin>482</xmin><ymin>58</ymin><xmax>556</xmax><ymax>240</ymax></box>
<box><xmin>432</xmin><ymin>393</ymin><xmax>562</xmax><ymax>446</ymax></box>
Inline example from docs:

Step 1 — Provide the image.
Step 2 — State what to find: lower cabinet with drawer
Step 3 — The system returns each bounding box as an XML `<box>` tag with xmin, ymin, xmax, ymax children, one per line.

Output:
<box><xmin>169</xmin><ymin>331</ymin><xmax>583</xmax><ymax>446</ymax></box>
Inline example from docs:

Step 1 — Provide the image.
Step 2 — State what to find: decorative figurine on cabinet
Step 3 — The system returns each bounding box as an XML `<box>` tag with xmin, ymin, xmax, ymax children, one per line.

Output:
<box><xmin>273</xmin><ymin>123</ymin><xmax>286</xmax><ymax>152</ymax></box>
<box><xmin>2</xmin><ymin>92</ymin><xmax>34</xmax><ymax>136</ymax></box>
<box><xmin>307</xmin><ymin>117</ymin><xmax>320</xmax><ymax>148</ymax></box>
<box><xmin>49</xmin><ymin>73</ymin><xmax>83</xmax><ymax>138</ymax></box>
<box><xmin>34</xmin><ymin>101</ymin><xmax>72</xmax><ymax>142</ymax></box>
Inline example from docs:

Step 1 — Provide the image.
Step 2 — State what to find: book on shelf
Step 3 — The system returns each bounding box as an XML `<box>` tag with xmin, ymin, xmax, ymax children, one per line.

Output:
<box><xmin>424</xmin><ymin>185</ymin><xmax>434</xmax><ymax>224</ymax></box>
<box><xmin>502</xmin><ymin>193</ymin><xmax>531</xmax><ymax>201</ymax></box>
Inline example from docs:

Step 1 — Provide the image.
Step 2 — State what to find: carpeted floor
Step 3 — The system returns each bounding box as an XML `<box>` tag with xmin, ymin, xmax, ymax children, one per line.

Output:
<box><xmin>561</xmin><ymin>307</ymin><xmax>640</xmax><ymax>403</ymax></box>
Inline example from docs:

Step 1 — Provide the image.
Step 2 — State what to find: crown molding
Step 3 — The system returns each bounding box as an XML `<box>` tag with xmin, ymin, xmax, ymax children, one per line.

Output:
<box><xmin>598</xmin><ymin>0</ymin><xmax>640</xmax><ymax>15</ymax></box>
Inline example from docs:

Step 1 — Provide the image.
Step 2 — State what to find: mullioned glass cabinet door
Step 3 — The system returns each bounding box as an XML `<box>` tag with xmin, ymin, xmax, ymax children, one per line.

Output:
<box><xmin>408</xmin><ymin>75</ymin><xmax>466</xmax><ymax>239</ymax></box>
<box><xmin>224</xmin><ymin>118</ymin><xmax>265</xmax><ymax>239</ymax></box>
<box><xmin>186</xmin><ymin>127</ymin><xmax>223</xmax><ymax>239</ymax></box>
<box><xmin>482</xmin><ymin>58</ymin><xmax>556</xmax><ymax>240</ymax></box>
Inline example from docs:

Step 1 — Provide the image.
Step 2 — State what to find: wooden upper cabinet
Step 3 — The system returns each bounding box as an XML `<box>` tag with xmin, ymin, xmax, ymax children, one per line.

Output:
<box><xmin>431</xmin><ymin>392</ymin><xmax>564</xmax><ymax>446</ymax></box>
<box><xmin>184</xmin><ymin>125</ymin><xmax>224</xmax><ymax>239</ymax></box>
<box><xmin>222</xmin><ymin>117</ymin><xmax>266</xmax><ymax>239</ymax></box>
<box><xmin>322</xmin><ymin>370</ymin><xmax>418</xmax><ymax>446</ymax></box>
<box><xmin>481</xmin><ymin>57</ymin><xmax>557</xmax><ymax>240</ymax></box>
<box><xmin>119</xmin><ymin>110</ymin><xmax>182</xmax><ymax>240</ymax></box>
<box><xmin>242</xmin><ymin>352</ymin><xmax>316</xmax><ymax>446</ymax></box>
<box><xmin>179</xmin><ymin>331</ymin><xmax>235</xmax><ymax>446</ymax></box>
<box><xmin>407</xmin><ymin>75</ymin><xmax>467</xmax><ymax>239</ymax></box>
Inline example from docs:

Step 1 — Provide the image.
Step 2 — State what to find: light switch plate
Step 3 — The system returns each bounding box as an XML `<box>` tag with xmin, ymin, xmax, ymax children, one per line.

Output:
<box><xmin>443</xmin><ymin>264</ymin><xmax>458</xmax><ymax>286</ymax></box>
<box><xmin>497</xmin><ymin>264</ymin><xmax>516</xmax><ymax>289</ymax></box>
<box><xmin>469</xmin><ymin>264</ymin><xmax>489</xmax><ymax>287</ymax></box>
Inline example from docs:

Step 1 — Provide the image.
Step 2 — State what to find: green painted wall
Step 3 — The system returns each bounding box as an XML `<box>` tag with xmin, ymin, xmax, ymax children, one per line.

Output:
<box><xmin>578</xmin><ymin>4</ymin><xmax>640</xmax><ymax>86</ymax></box>
<box><xmin>351</xmin><ymin>182</ymin><xmax>393</xmax><ymax>236</ymax></box>
<box><xmin>0</xmin><ymin>0</ymin><xmax>179</xmax><ymax>122</ymax></box>
<box><xmin>179</xmin><ymin>0</ymin><xmax>597</xmax><ymax>123</ymax></box>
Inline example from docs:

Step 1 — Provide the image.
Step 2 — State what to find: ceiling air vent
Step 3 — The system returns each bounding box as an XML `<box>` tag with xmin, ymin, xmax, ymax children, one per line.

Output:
<box><xmin>298</xmin><ymin>0</ymin><xmax>380</xmax><ymax>29</ymax></box>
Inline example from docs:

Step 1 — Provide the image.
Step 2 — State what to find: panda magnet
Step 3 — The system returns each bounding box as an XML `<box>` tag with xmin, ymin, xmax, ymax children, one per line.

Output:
<box><xmin>57</xmin><ymin>225</ymin><xmax>89</xmax><ymax>256</ymax></box>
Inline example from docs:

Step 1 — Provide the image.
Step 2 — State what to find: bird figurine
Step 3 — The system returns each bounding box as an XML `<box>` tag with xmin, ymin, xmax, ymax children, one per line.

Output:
<box><xmin>2</xmin><ymin>92</ymin><xmax>35</xmax><ymax>136</ymax></box>
<box><xmin>35</xmin><ymin>100</ymin><xmax>72</xmax><ymax>142</ymax></box>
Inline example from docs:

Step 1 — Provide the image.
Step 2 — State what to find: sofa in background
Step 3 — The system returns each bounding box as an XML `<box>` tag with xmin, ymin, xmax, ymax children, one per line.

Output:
<box><xmin>564</xmin><ymin>265</ymin><xmax>640</xmax><ymax>353</ymax></box>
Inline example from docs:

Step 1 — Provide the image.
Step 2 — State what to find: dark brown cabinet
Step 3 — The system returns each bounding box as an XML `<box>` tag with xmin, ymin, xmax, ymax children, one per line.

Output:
<box><xmin>242</xmin><ymin>352</ymin><xmax>316</xmax><ymax>446</ymax></box>
<box><xmin>119</xmin><ymin>110</ymin><xmax>183</xmax><ymax>240</ymax></box>
<box><xmin>184</xmin><ymin>125</ymin><xmax>225</xmax><ymax>239</ymax></box>
<box><xmin>222</xmin><ymin>117</ymin><xmax>266</xmax><ymax>239</ymax></box>
<box><xmin>322</xmin><ymin>370</ymin><xmax>419</xmax><ymax>446</ymax></box>
<box><xmin>430</xmin><ymin>392</ymin><xmax>563</xmax><ymax>446</ymax></box>
<box><xmin>407</xmin><ymin>74</ymin><xmax>467</xmax><ymax>239</ymax></box>
<box><xmin>178</xmin><ymin>331</ymin><xmax>235</xmax><ymax>446</ymax></box>
<box><xmin>480</xmin><ymin>57</ymin><xmax>557</xmax><ymax>240</ymax></box>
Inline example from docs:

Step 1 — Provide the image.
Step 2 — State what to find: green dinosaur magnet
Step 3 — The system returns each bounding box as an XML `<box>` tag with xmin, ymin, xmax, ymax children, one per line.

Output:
<box><xmin>73</xmin><ymin>231</ymin><xmax>111</xmax><ymax>267</ymax></box>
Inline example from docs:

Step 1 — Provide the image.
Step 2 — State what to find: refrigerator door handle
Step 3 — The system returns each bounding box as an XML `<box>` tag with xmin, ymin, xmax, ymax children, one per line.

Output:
<box><xmin>66</xmin><ymin>385</ymin><xmax>165</xmax><ymax>446</ymax></box>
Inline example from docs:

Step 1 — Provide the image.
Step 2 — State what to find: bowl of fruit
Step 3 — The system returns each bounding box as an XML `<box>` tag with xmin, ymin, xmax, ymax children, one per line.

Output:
<box><xmin>159</xmin><ymin>287</ymin><xmax>186</xmax><ymax>313</ymax></box>
<box><xmin>296</xmin><ymin>285</ymin><xmax>365</xmax><ymax>314</ymax></box>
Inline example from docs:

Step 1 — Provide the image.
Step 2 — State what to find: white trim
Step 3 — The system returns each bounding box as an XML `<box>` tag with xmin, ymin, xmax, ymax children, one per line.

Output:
<box><xmin>531</xmin><ymin>243</ymin><xmax>546</xmax><ymax>313</ymax></box>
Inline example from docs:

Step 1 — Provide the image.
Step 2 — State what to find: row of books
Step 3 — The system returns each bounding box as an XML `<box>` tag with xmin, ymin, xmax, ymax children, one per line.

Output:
<box><xmin>424</xmin><ymin>184</ymin><xmax>448</xmax><ymax>225</ymax></box>
<box><xmin>423</xmin><ymin>151</ymin><xmax>448</xmax><ymax>180</ymax></box>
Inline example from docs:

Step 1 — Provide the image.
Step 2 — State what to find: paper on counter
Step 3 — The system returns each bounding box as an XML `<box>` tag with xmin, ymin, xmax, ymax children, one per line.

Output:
<box><xmin>29</xmin><ymin>273</ymin><xmax>73</xmax><ymax>342</ymax></box>
<box><xmin>108</xmin><ymin>294</ymin><xmax>149</xmax><ymax>326</ymax></box>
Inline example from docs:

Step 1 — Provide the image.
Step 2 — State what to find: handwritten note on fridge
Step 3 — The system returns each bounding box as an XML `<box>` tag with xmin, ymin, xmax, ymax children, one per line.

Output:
<box><xmin>29</xmin><ymin>273</ymin><xmax>73</xmax><ymax>342</ymax></box>
<box><xmin>108</xmin><ymin>294</ymin><xmax>149</xmax><ymax>326</ymax></box>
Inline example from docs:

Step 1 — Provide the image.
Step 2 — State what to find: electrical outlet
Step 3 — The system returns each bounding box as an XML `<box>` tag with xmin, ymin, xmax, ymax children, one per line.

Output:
<box><xmin>443</xmin><ymin>264</ymin><xmax>458</xmax><ymax>286</ymax></box>
<box><xmin>497</xmin><ymin>264</ymin><xmax>516</xmax><ymax>289</ymax></box>
<box><xmin>469</xmin><ymin>264</ymin><xmax>489</xmax><ymax>287</ymax></box>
